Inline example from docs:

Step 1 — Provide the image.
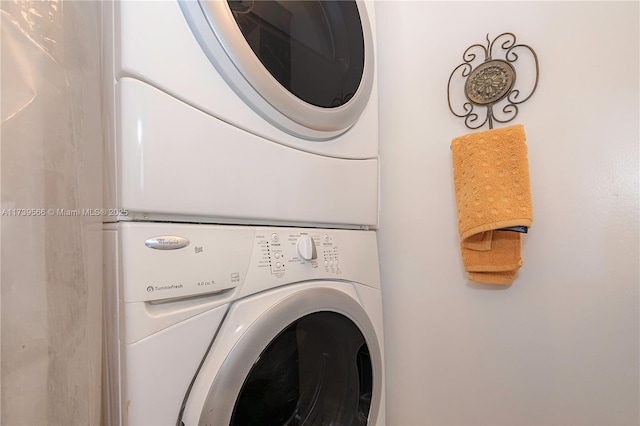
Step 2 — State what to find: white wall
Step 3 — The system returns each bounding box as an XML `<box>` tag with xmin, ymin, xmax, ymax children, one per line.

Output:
<box><xmin>376</xmin><ymin>2</ymin><xmax>639</xmax><ymax>425</ymax></box>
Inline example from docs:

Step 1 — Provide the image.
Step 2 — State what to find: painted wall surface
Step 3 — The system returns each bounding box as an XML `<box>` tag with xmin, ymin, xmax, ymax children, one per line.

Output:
<box><xmin>376</xmin><ymin>2</ymin><xmax>639</xmax><ymax>425</ymax></box>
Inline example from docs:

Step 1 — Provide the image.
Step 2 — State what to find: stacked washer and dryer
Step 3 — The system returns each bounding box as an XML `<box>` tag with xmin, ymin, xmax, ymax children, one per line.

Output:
<box><xmin>102</xmin><ymin>1</ymin><xmax>384</xmax><ymax>425</ymax></box>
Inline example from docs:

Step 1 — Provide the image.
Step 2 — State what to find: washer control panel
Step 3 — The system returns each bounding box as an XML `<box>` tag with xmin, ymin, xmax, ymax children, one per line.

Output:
<box><xmin>253</xmin><ymin>231</ymin><xmax>343</xmax><ymax>279</ymax></box>
<box><xmin>119</xmin><ymin>223</ymin><xmax>379</xmax><ymax>304</ymax></box>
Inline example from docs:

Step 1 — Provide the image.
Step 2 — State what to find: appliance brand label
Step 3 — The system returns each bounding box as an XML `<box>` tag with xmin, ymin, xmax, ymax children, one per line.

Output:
<box><xmin>144</xmin><ymin>236</ymin><xmax>190</xmax><ymax>250</ymax></box>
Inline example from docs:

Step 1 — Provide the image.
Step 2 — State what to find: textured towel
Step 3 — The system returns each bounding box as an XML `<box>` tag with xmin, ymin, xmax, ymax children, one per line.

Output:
<box><xmin>451</xmin><ymin>124</ymin><xmax>532</xmax><ymax>285</ymax></box>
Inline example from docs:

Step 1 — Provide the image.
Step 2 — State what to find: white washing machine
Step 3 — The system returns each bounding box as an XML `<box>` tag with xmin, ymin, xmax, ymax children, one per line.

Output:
<box><xmin>103</xmin><ymin>0</ymin><xmax>379</xmax><ymax>228</ymax></box>
<box><xmin>103</xmin><ymin>222</ymin><xmax>386</xmax><ymax>425</ymax></box>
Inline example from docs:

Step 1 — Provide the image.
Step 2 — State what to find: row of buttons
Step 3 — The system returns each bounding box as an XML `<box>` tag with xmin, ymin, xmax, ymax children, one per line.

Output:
<box><xmin>270</xmin><ymin>234</ymin><xmax>283</xmax><ymax>271</ymax></box>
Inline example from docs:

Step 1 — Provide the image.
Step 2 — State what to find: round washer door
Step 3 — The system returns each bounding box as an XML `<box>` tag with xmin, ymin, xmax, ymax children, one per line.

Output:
<box><xmin>179</xmin><ymin>287</ymin><xmax>383</xmax><ymax>425</ymax></box>
<box><xmin>179</xmin><ymin>0</ymin><xmax>375</xmax><ymax>140</ymax></box>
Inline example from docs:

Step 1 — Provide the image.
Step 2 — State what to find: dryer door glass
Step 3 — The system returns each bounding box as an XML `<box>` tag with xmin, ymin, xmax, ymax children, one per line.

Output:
<box><xmin>180</xmin><ymin>0</ymin><xmax>374</xmax><ymax>137</ymax></box>
<box><xmin>230</xmin><ymin>311</ymin><xmax>372</xmax><ymax>425</ymax></box>
<box><xmin>228</xmin><ymin>0</ymin><xmax>364</xmax><ymax>108</ymax></box>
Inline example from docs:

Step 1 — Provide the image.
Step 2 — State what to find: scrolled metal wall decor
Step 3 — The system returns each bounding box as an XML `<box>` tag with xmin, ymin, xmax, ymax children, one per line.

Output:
<box><xmin>448</xmin><ymin>33</ymin><xmax>539</xmax><ymax>130</ymax></box>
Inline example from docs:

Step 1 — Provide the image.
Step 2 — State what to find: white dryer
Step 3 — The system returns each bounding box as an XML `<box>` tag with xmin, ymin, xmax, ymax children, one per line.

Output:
<box><xmin>103</xmin><ymin>1</ymin><xmax>379</xmax><ymax>228</ymax></box>
<box><xmin>103</xmin><ymin>222</ymin><xmax>386</xmax><ymax>425</ymax></box>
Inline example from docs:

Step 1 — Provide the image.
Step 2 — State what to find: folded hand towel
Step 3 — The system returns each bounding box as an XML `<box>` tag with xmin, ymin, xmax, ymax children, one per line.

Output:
<box><xmin>451</xmin><ymin>124</ymin><xmax>532</xmax><ymax>285</ymax></box>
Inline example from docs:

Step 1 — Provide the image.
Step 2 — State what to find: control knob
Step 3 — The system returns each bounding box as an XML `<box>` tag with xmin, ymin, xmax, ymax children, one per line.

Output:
<box><xmin>297</xmin><ymin>235</ymin><xmax>317</xmax><ymax>261</ymax></box>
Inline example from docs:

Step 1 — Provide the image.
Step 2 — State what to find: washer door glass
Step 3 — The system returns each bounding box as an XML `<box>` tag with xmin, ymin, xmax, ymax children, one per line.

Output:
<box><xmin>231</xmin><ymin>312</ymin><xmax>372</xmax><ymax>425</ymax></box>
<box><xmin>180</xmin><ymin>287</ymin><xmax>382</xmax><ymax>425</ymax></box>
<box><xmin>180</xmin><ymin>0</ymin><xmax>375</xmax><ymax>139</ymax></box>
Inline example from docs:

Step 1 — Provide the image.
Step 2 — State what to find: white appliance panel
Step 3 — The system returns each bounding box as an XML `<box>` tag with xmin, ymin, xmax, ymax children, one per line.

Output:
<box><xmin>113</xmin><ymin>0</ymin><xmax>378</xmax><ymax>157</ymax></box>
<box><xmin>122</xmin><ymin>305</ymin><xmax>227</xmax><ymax>426</ymax></box>
<box><xmin>104</xmin><ymin>223</ymin><xmax>385</xmax><ymax>425</ymax></box>
<box><xmin>114</xmin><ymin>78</ymin><xmax>379</xmax><ymax>227</ymax></box>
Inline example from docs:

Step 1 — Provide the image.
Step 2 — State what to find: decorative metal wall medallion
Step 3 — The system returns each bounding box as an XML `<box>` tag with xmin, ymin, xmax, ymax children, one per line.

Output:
<box><xmin>465</xmin><ymin>60</ymin><xmax>515</xmax><ymax>105</ymax></box>
<box><xmin>448</xmin><ymin>33</ymin><xmax>539</xmax><ymax>130</ymax></box>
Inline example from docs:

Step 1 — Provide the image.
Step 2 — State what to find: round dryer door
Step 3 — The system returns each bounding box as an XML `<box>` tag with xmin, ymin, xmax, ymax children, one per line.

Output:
<box><xmin>179</xmin><ymin>0</ymin><xmax>375</xmax><ymax>140</ymax></box>
<box><xmin>178</xmin><ymin>287</ymin><xmax>383</xmax><ymax>425</ymax></box>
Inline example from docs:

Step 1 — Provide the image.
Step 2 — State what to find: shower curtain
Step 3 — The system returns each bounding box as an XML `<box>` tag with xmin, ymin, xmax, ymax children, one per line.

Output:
<box><xmin>1</xmin><ymin>1</ymin><xmax>103</xmax><ymax>424</ymax></box>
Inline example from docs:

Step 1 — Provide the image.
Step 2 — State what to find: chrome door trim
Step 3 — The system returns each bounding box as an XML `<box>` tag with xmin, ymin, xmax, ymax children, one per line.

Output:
<box><xmin>179</xmin><ymin>0</ymin><xmax>375</xmax><ymax>140</ymax></box>
<box><xmin>192</xmin><ymin>286</ymin><xmax>382</xmax><ymax>425</ymax></box>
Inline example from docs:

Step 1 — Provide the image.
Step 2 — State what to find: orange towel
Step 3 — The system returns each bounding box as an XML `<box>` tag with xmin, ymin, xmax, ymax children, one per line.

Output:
<box><xmin>451</xmin><ymin>124</ymin><xmax>533</xmax><ymax>285</ymax></box>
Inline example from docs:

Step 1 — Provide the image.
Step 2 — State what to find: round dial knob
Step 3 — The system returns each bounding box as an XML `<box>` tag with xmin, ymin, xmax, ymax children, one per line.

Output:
<box><xmin>297</xmin><ymin>235</ymin><xmax>317</xmax><ymax>261</ymax></box>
